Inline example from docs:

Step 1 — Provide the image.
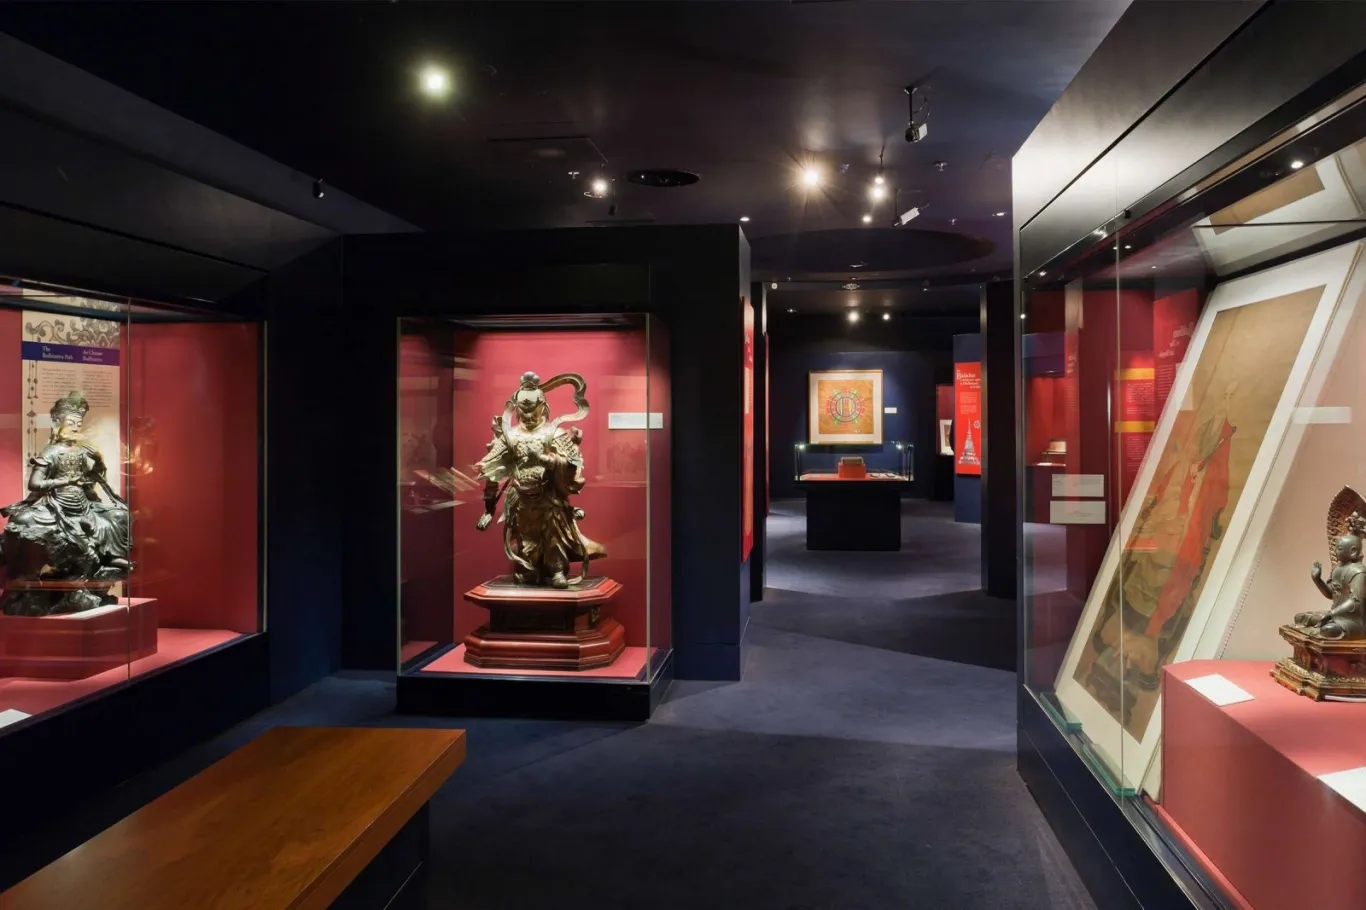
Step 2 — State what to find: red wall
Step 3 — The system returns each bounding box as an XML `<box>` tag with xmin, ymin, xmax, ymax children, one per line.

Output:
<box><xmin>450</xmin><ymin>328</ymin><xmax>653</xmax><ymax>647</ymax></box>
<box><xmin>127</xmin><ymin>323</ymin><xmax>259</xmax><ymax>632</ymax></box>
<box><xmin>0</xmin><ymin>309</ymin><xmax>23</xmax><ymax>503</ymax></box>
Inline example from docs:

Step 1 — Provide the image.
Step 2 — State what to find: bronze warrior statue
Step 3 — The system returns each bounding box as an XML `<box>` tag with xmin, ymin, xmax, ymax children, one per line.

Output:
<box><xmin>1295</xmin><ymin>494</ymin><xmax>1366</xmax><ymax>641</ymax></box>
<box><xmin>474</xmin><ymin>371</ymin><xmax>606</xmax><ymax>588</ymax></box>
<box><xmin>0</xmin><ymin>391</ymin><xmax>132</xmax><ymax>616</ymax></box>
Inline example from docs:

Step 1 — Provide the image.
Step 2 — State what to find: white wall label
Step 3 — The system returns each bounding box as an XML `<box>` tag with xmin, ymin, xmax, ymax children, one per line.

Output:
<box><xmin>0</xmin><ymin>709</ymin><xmax>30</xmax><ymax>729</ymax></box>
<box><xmin>1049</xmin><ymin>500</ymin><xmax>1106</xmax><ymax>525</ymax></box>
<box><xmin>1185</xmin><ymin>674</ymin><xmax>1254</xmax><ymax>707</ymax></box>
<box><xmin>607</xmin><ymin>412</ymin><xmax>664</xmax><ymax>430</ymax></box>
<box><xmin>1051</xmin><ymin>474</ymin><xmax>1105</xmax><ymax>498</ymax></box>
<box><xmin>884</xmin><ymin>406</ymin><xmax>897</xmax><ymax>414</ymax></box>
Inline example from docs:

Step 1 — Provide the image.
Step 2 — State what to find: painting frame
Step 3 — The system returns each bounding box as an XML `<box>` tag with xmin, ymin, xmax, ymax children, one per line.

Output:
<box><xmin>807</xmin><ymin>369</ymin><xmax>883</xmax><ymax>445</ymax></box>
<box><xmin>1052</xmin><ymin>241</ymin><xmax>1365</xmax><ymax>796</ymax></box>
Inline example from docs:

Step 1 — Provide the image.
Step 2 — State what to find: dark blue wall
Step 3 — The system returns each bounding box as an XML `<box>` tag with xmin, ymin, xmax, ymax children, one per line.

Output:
<box><xmin>768</xmin><ymin>317</ymin><xmax>965</xmax><ymax>501</ymax></box>
<box><xmin>952</xmin><ymin>332</ymin><xmax>982</xmax><ymax>525</ymax></box>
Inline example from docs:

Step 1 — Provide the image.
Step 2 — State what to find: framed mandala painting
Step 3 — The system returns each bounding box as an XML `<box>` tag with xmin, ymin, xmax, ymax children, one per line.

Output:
<box><xmin>807</xmin><ymin>369</ymin><xmax>883</xmax><ymax>444</ymax></box>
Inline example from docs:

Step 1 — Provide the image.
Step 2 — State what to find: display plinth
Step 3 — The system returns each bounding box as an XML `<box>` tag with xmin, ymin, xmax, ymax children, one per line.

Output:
<box><xmin>796</xmin><ymin>476</ymin><xmax>909</xmax><ymax>551</ymax></box>
<box><xmin>0</xmin><ymin>597</ymin><xmax>158</xmax><ymax>679</ymax></box>
<box><xmin>1163</xmin><ymin>661</ymin><xmax>1366</xmax><ymax>910</ymax></box>
<box><xmin>1272</xmin><ymin>624</ymin><xmax>1366</xmax><ymax>700</ymax></box>
<box><xmin>463</xmin><ymin>576</ymin><xmax>625</xmax><ymax>670</ymax></box>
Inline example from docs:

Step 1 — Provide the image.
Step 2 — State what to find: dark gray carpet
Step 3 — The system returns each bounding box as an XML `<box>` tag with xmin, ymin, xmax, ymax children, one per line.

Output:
<box><xmin>7</xmin><ymin>499</ymin><xmax>1094</xmax><ymax>909</ymax></box>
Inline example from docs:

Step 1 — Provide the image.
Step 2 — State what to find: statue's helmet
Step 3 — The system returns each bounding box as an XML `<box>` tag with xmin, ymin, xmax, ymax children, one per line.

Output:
<box><xmin>512</xmin><ymin>372</ymin><xmax>548</xmax><ymax>423</ymax></box>
<box><xmin>50</xmin><ymin>391</ymin><xmax>89</xmax><ymax>425</ymax></box>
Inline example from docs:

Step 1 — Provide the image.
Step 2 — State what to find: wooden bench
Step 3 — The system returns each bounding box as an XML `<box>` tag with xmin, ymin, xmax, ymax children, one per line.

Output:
<box><xmin>0</xmin><ymin>726</ymin><xmax>466</xmax><ymax>910</ymax></box>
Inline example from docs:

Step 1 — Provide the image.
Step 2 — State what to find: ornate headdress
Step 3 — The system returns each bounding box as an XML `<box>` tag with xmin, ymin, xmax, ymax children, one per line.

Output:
<box><xmin>50</xmin><ymin>391</ymin><xmax>89</xmax><ymax>423</ymax></box>
<box><xmin>1347</xmin><ymin>512</ymin><xmax>1366</xmax><ymax>539</ymax></box>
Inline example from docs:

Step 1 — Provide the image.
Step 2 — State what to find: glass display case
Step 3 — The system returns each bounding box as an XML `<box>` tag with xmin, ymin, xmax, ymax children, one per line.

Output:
<box><xmin>0</xmin><ymin>278</ymin><xmax>261</xmax><ymax>735</ymax></box>
<box><xmin>793</xmin><ymin>441</ymin><xmax>912</xmax><ymax>481</ymax></box>
<box><xmin>1021</xmin><ymin>86</ymin><xmax>1366</xmax><ymax>908</ymax></box>
<box><xmin>398</xmin><ymin>313</ymin><xmax>670</xmax><ymax>717</ymax></box>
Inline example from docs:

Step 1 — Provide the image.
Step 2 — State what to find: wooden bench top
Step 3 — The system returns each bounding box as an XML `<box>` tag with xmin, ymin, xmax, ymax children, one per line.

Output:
<box><xmin>0</xmin><ymin>726</ymin><xmax>466</xmax><ymax>910</ymax></box>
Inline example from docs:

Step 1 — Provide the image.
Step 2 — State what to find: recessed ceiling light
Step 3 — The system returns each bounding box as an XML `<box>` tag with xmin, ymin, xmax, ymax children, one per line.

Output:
<box><xmin>869</xmin><ymin>184</ymin><xmax>887</xmax><ymax>201</ymax></box>
<box><xmin>771</xmin><ymin>281</ymin><xmax>778</xmax><ymax>290</ymax></box>
<box><xmin>861</xmin><ymin>214</ymin><xmax>872</xmax><ymax>224</ymax></box>
<box><xmin>1124</xmin><ymin>244</ymin><xmax>1132</xmax><ymax>249</ymax></box>
<box><xmin>787</xmin><ymin>308</ymin><xmax>795</xmax><ymax>313</ymax></box>
<box><xmin>1290</xmin><ymin>159</ymin><xmax>1305</xmax><ymax>170</ymax></box>
<box><xmin>994</xmin><ymin>211</ymin><xmax>1006</xmax><ymax>217</ymax></box>
<box><xmin>739</xmin><ymin>216</ymin><xmax>750</xmax><ymax>222</ymax></box>
<box><xmin>1151</xmin><ymin>265</ymin><xmax>1157</xmax><ymax>270</ymax></box>
<box><xmin>882</xmin><ymin>312</ymin><xmax>891</xmax><ymax>322</ymax></box>
<box><xmin>1038</xmin><ymin>270</ymin><xmax>1047</xmax><ymax>276</ymax></box>
<box><xmin>419</xmin><ymin>65</ymin><xmax>452</xmax><ymax>99</ymax></box>
<box><xmin>588</xmin><ymin>177</ymin><xmax>609</xmax><ymax>198</ymax></box>
<box><xmin>803</xmin><ymin>166</ymin><xmax>822</xmax><ymax>188</ymax></box>
<box><xmin>874</xmin><ymin>174</ymin><xmax>886</xmax><ymax>186</ymax></box>
<box><xmin>847</xmin><ymin>311</ymin><xmax>860</xmax><ymax>323</ymax></box>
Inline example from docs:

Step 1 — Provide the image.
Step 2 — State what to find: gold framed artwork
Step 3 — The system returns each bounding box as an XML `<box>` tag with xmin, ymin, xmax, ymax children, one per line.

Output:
<box><xmin>1053</xmin><ymin>241</ymin><xmax>1366</xmax><ymax>797</ymax></box>
<box><xmin>808</xmin><ymin>369</ymin><xmax>883</xmax><ymax>445</ymax></box>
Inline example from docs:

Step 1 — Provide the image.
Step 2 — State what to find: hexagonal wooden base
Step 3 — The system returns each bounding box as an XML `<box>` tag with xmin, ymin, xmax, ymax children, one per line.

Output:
<box><xmin>1272</xmin><ymin>624</ymin><xmax>1366</xmax><ymax>700</ymax></box>
<box><xmin>463</xmin><ymin>576</ymin><xmax>626</xmax><ymax>671</ymax></box>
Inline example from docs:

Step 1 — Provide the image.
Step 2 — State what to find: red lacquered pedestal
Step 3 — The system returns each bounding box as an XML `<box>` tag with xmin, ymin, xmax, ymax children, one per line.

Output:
<box><xmin>1161</xmin><ymin>660</ymin><xmax>1366</xmax><ymax>910</ymax></box>
<box><xmin>463</xmin><ymin>576</ymin><xmax>625</xmax><ymax>671</ymax></box>
<box><xmin>0</xmin><ymin>598</ymin><xmax>158</xmax><ymax>679</ymax></box>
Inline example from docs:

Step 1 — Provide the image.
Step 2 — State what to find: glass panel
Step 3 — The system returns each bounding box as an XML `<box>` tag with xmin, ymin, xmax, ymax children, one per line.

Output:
<box><xmin>399</xmin><ymin>314</ymin><xmax>658</xmax><ymax>683</ymax></box>
<box><xmin>647</xmin><ymin>315</ymin><xmax>672</xmax><ymax>676</ymax></box>
<box><xmin>0</xmin><ymin>281</ymin><xmax>260</xmax><ymax>737</ymax></box>
<box><xmin>1024</xmin><ymin>87</ymin><xmax>1366</xmax><ymax>905</ymax></box>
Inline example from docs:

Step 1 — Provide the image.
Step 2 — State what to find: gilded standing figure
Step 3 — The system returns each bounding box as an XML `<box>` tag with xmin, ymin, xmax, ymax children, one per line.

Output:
<box><xmin>474</xmin><ymin>371</ymin><xmax>606</xmax><ymax>588</ymax></box>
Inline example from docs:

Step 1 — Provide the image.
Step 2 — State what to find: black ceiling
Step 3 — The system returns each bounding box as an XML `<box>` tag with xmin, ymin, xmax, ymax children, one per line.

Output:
<box><xmin>0</xmin><ymin>1</ymin><xmax>1127</xmax><ymax>302</ymax></box>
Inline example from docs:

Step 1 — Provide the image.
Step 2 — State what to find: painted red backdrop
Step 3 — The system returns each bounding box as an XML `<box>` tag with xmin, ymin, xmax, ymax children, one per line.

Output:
<box><xmin>954</xmin><ymin>362</ymin><xmax>982</xmax><ymax>475</ymax></box>
<box><xmin>0</xmin><ymin>313</ymin><xmax>259</xmax><ymax>634</ymax></box>
<box><xmin>127</xmin><ymin>323</ymin><xmax>259</xmax><ymax>632</ymax></box>
<box><xmin>742</xmin><ymin>298</ymin><xmax>754</xmax><ymax>560</ymax></box>
<box><xmin>450</xmin><ymin>328</ymin><xmax>653</xmax><ymax>648</ymax></box>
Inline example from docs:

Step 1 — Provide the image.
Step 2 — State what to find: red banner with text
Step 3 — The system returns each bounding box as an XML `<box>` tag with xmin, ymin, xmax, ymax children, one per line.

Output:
<box><xmin>954</xmin><ymin>362</ymin><xmax>982</xmax><ymax>476</ymax></box>
<box><xmin>742</xmin><ymin>298</ymin><xmax>754</xmax><ymax>560</ymax></box>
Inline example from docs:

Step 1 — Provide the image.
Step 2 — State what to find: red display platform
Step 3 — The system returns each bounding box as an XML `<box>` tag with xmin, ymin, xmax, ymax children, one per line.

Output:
<box><xmin>425</xmin><ymin>645</ymin><xmax>652</xmax><ymax>680</ymax></box>
<box><xmin>0</xmin><ymin>598</ymin><xmax>157</xmax><ymax>679</ymax></box>
<box><xmin>463</xmin><ymin>576</ymin><xmax>626</xmax><ymax>671</ymax></box>
<box><xmin>1162</xmin><ymin>660</ymin><xmax>1366</xmax><ymax>910</ymax></box>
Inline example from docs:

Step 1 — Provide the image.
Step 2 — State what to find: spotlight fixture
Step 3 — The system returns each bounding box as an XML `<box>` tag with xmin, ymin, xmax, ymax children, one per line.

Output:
<box><xmin>312</xmin><ymin>179</ymin><xmax>325</xmax><ymax>199</ymax></box>
<box><xmin>1038</xmin><ymin>270</ymin><xmax>1047</xmax><ymax>277</ymax></box>
<box><xmin>771</xmin><ymin>281</ymin><xmax>778</xmax><ymax>290</ymax></box>
<box><xmin>787</xmin><ymin>308</ymin><xmax>796</xmax><ymax>314</ymax></box>
<box><xmin>895</xmin><ymin>206</ymin><xmax>920</xmax><ymax>226</ymax></box>
<box><xmin>1124</xmin><ymin>244</ymin><xmax>1132</xmax><ymax>249</ymax></box>
<box><xmin>903</xmin><ymin>85</ymin><xmax>929</xmax><ymax>142</ymax></box>
<box><xmin>862</xmin><ymin>214</ymin><xmax>872</xmax><ymax>224</ymax></box>
<box><xmin>419</xmin><ymin>65</ymin><xmax>453</xmax><ymax>99</ymax></box>
<box><xmin>802</xmin><ymin>166</ymin><xmax>822</xmax><ymax>188</ymax></box>
<box><xmin>993</xmin><ymin>211</ymin><xmax>1006</xmax><ymax>217</ymax></box>
<box><xmin>843</xmin><ymin>282</ymin><xmax>860</xmax><ymax>291</ymax></box>
<box><xmin>847</xmin><ymin>311</ymin><xmax>860</xmax><ymax>324</ymax></box>
<box><xmin>1290</xmin><ymin>159</ymin><xmax>1305</xmax><ymax>170</ymax></box>
<box><xmin>882</xmin><ymin>312</ymin><xmax>891</xmax><ymax>322</ymax></box>
<box><xmin>739</xmin><ymin>216</ymin><xmax>750</xmax><ymax>222</ymax></box>
<box><xmin>874</xmin><ymin>174</ymin><xmax>885</xmax><ymax>186</ymax></box>
<box><xmin>585</xmin><ymin>177</ymin><xmax>610</xmax><ymax>199</ymax></box>
<box><xmin>869</xmin><ymin>184</ymin><xmax>887</xmax><ymax>202</ymax></box>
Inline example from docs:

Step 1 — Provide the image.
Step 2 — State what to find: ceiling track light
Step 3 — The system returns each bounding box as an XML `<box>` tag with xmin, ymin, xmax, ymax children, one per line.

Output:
<box><xmin>312</xmin><ymin>178</ymin><xmax>325</xmax><ymax>199</ymax></box>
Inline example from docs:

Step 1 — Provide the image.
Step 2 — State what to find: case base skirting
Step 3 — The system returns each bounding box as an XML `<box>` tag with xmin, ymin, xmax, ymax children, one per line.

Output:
<box><xmin>1272</xmin><ymin>624</ymin><xmax>1366</xmax><ymax>700</ymax></box>
<box><xmin>463</xmin><ymin>576</ymin><xmax>626</xmax><ymax>671</ymax></box>
<box><xmin>1163</xmin><ymin>660</ymin><xmax>1366</xmax><ymax>910</ymax></box>
<box><xmin>0</xmin><ymin>598</ymin><xmax>158</xmax><ymax>679</ymax></box>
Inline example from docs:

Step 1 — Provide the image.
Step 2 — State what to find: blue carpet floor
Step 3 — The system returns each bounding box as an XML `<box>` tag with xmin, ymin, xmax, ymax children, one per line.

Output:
<box><xmin>7</xmin><ymin>498</ymin><xmax>1093</xmax><ymax>909</ymax></box>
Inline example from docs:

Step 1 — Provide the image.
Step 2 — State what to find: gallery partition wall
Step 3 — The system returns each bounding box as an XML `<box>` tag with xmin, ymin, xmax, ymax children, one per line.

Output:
<box><xmin>1015</xmin><ymin>4</ymin><xmax>1366</xmax><ymax>908</ymax></box>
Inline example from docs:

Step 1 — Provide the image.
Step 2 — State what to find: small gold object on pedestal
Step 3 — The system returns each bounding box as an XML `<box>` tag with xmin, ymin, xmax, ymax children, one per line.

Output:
<box><xmin>1272</xmin><ymin>486</ymin><xmax>1366</xmax><ymax>700</ymax></box>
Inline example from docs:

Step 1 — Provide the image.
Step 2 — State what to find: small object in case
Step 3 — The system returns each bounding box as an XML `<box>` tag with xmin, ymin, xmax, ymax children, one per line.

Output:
<box><xmin>837</xmin><ymin>456</ymin><xmax>867</xmax><ymax>479</ymax></box>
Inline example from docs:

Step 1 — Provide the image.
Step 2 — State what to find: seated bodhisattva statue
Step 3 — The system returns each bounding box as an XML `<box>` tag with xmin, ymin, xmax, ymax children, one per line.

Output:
<box><xmin>474</xmin><ymin>371</ymin><xmax>607</xmax><ymax>589</ymax></box>
<box><xmin>0</xmin><ymin>391</ymin><xmax>132</xmax><ymax>616</ymax></box>
<box><xmin>1295</xmin><ymin>504</ymin><xmax>1366</xmax><ymax>641</ymax></box>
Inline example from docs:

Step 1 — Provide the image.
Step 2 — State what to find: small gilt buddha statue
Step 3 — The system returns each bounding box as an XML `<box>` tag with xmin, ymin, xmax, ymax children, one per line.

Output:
<box><xmin>1295</xmin><ymin>511</ymin><xmax>1366</xmax><ymax>641</ymax></box>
